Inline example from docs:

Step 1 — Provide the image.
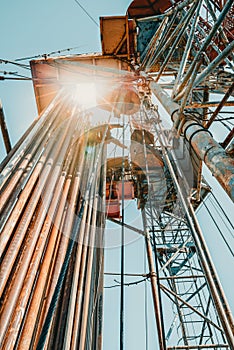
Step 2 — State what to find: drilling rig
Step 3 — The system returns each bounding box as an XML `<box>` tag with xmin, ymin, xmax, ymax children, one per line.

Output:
<box><xmin>0</xmin><ymin>1</ymin><xmax>234</xmax><ymax>349</ymax></box>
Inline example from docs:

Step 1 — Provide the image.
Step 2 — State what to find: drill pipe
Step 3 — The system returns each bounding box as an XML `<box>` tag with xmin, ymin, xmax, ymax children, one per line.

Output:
<box><xmin>0</xmin><ymin>115</ymin><xmax>76</xmax><ymax>344</ymax></box>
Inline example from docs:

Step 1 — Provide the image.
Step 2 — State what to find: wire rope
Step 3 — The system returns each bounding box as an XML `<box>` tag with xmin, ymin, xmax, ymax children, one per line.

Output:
<box><xmin>210</xmin><ymin>192</ymin><xmax>234</xmax><ymax>231</ymax></box>
<box><xmin>0</xmin><ymin>59</ymin><xmax>30</xmax><ymax>69</ymax></box>
<box><xmin>120</xmin><ymin>114</ymin><xmax>125</xmax><ymax>350</ymax></box>
<box><xmin>203</xmin><ymin>201</ymin><xmax>234</xmax><ymax>257</ymax></box>
<box><xmin>144</xmin><ymin>243</ymin><xmax>149</xmax><ymax>350</ymax></box>
<box><xmin>73</xmin><ymin>0</ymin><xmax>99</xmax><ymax>27</ymax></box>
<box><xmin>15</xmin><ymin>46</ymin><xmax>82</xmax><ymax>62</ymax></box>
<box><xmin>207</xmin><ymin>198</ymin><xmax>234</xmax><ymax>241</ymax></box>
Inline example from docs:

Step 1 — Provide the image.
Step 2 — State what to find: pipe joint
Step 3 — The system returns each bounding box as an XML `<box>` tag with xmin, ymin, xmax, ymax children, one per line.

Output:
<box><xmin>187</xmin><ymin>128</ymin><xmax>213</xmax><ymax>145</ymax></box>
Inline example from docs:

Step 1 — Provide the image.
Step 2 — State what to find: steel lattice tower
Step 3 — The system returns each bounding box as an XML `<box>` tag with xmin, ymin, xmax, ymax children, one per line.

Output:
<box><xmin>0</xmin><ymin>1</ymin><xmax>233</xmax><ymax>349</ymax></box>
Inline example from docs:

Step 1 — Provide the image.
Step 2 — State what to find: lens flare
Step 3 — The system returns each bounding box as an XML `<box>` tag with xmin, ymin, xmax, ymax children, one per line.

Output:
<box><xmin>69</xmin><ymin>82</ymin><xmax>97</xmax><ymax>109</ymax></box>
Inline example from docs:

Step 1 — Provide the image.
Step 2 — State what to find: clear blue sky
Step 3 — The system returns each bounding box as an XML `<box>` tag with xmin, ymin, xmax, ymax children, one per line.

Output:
<box><xmin>0</xmin><ymin>1</ymin><xmax>233</xmax><ymax>348</ymax></box>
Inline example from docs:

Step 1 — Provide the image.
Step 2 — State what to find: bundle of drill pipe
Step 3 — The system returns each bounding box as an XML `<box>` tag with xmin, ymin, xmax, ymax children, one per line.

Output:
<box><xmin>0</xmin><ymin>91</ymin><xmax>106</xmax><ymax>349</ymax></box>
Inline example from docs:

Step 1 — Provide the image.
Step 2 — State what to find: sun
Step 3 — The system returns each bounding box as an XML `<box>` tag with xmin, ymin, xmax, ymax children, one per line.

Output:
<box><xmin>70</xmin><ymin>82</ymin><xmax>97</xmax><ymax>109</ymax></box>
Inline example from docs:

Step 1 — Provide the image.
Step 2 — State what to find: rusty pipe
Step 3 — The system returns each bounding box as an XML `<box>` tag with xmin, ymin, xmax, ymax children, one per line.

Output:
<box><xmin>32</xmin><ymin>137</ymin><xmax>87</xmax><ymax>348</ymax></box>
<box><xmin>0</xmin><ymin>116</ymin><xmax>68</xmax><ymax>256</ymax></box>
<box><xmin>150</xmin><ymin>81</ymin><xmax>234</xmax><ymax>201</ymax></box>
<box><xmin>0</xmin><ymin>117</ymin><xmax>75</xmax><ymax>344</ymax></box>
<box><xmin>0</xmin><ymin>115</ymin><xmax>74</xmax><ymax>296</ymax></box>
<box><xmin>2</xmin><ymin>114</ymin><xmax>82</xmax><ymax>349</ymax></box>
<box><xmin>2</xmin><ymin>168</ymin><xmax>70</xmax><ymax>350</ymax></box>
<box><xmin>0</xmin><ymin>90</ymin><xmax>64</xmax><ymax>189</ymax></box>
<box><xmin>17</xmin><ymin>173</ymin><xmax>72</xmax><ymax>350</ymax></box>
<box><xmin>0</xmin><ymin>100</ymin><xmax>70</xmax><ymax>215</ymax></box>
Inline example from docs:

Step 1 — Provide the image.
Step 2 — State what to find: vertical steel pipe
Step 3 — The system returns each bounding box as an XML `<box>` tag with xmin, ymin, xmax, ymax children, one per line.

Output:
<box><xmin>0</xmin><ymin>101</ymin><xmax>12</xmax><ymax>154</ymax></box>
<box><xmin>33</xmin><ymin>137</ymin><xmax>87</xmax><ymax>348</ymax></box>
<box><xmin>0</xmin><ymin>117</ymin><xmax>75</xmax><ymax>345</ymax></box>
<box><xmin>0</xmin><ymin>91</ymin><xmax>63</xmax><ymax>189</ymax></box>
<box><xmin>142</xmin><ymin>214</ymin><xmax>166</xmax><ymax>350</ymax></box>
<box><xmin>0</xmin><ymin>100</ymin><xmax>69</xmax><ymax>215</ymax></box>
<box><xmin>78</xmin><ymin>171</ymin><xmax>101</xmax><ymax>349</ymax></box>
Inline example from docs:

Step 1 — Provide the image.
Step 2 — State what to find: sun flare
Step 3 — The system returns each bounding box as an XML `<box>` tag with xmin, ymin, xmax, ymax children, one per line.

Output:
<box><xmin>71</xmin><ymin>82</ymin><xmax>97</xmax><ymax>109</ymax></box>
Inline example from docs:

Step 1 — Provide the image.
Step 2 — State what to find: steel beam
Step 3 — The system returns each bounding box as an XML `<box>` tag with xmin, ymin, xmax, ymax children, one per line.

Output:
<box><xmin>137</xmin><ymin>0</ymin><xmax>196</xmax><ymax>22</ymax></box>
<box><xmin>205</xmin><ymin>82</ymin><xmax>234</xmax><ymax>128</ymax></box>
<box><xmin>172</xmin><ymin>0</ymin><xmax>202</xmax><ymax>96</ymax></box>
<box><xmin>160</xmin><ymin>284</ymin><xmax>223</xmax><ymax>332</ymax></box>
<box><xmin>145</xmin><ymin>10</ymin><xmax>178</xmax><ymax>70</ymax></box>
<box><xmin>154</xmin><ymin>1</ymin><xmax>200</xmax><ymax>80</ymax></box>
<box><xmin>108</xmin><ymin>217</ymin><xmax>145</xmax><ymax>236</ymax></box>
<box><xmin>185</xmin><ymin>100</ymin><xmax>234</xmax><ymax>109</ymax></box>
<box><xmin>176</xmin><ymin>0</ymin><xmax>233</xmax><ymax>95</ymax></box>
<box><xmin>204</xmin><ymin>0</ymin><xmax>234</xmax><ymax>62</ymax></box>
<box><xmin>195</xmin><ymin>18</ymin><xmax>234</xmax><ymax>70</ymax></box>
<box><xmin>221</xmin><ymin>129</ymin><xmax>234</xmax><ymax>150</ymax></box>
<box><xmin>194</xmin><ymin>40</ymin><xmax>234</xmax><ymax>88</ymax></box>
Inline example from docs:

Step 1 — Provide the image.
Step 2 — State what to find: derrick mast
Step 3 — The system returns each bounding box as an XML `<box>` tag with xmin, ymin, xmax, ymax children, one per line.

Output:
<box><xmin>0</xmin><ymin>1</ymin><xmax>233</xmax><ymax>349</ymax></box>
